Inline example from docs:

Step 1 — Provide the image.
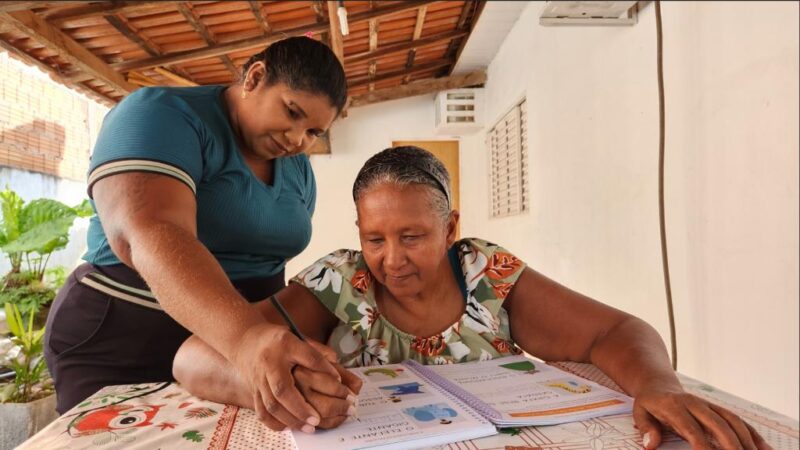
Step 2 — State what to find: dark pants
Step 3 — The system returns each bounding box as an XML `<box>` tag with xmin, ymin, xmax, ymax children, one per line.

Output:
<box><xmin>44</xmin><ymin>263</ymin><xmax>284</xmax><ymax>414</ymax></box>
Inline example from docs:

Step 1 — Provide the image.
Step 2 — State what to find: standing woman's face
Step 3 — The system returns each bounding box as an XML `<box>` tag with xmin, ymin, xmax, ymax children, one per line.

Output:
<box><xmin>236</xmin><ymin>62</ymin><xmax>338</xmax><ymax>160</ymax></box>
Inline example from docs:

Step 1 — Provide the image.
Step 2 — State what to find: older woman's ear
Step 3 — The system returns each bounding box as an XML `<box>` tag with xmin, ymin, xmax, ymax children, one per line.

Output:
<box><xmin>446</xmin><ymin>210</ymin><xmax>460</xmax><ymax>246</ymax></box>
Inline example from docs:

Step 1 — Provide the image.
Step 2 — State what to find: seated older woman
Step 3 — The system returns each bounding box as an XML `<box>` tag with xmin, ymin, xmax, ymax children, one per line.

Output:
<box><xmin>174</xmin><ymin>146</ymin><xmax>768</xmax><ymax>449</ymax></box>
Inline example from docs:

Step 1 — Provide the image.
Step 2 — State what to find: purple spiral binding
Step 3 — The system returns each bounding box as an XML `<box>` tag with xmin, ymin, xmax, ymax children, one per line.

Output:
<box><xmin>404</xmin><ymin>359</ymin><xmax>502</xmax><ymax>422</ymax></box>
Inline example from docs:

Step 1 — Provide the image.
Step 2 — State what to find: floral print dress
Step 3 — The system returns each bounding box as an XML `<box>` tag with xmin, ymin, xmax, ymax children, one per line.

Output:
<box><xmin>290</xmin><ymin>238</ymin><xmax>527</xmax><ymax>367</ymax></box>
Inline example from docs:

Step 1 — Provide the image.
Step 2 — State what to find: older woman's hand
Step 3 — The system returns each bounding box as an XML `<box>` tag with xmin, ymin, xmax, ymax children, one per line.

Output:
<box><xmin>295</xmin><ymin>341</ymin><xmax>363</xmax><ymax>429</ymax></box>
<box><xmin>633</xmin><ymin>385</ymin><xmax>771</xmax><ymax>449</ymax></box>
<box><xmin>232</xmin><ymin>322</ymin><xmax>344</xmax><ymax>432</ymax></box>
<box><xmin>294</xmin><ymin>364</ymin><xmax>363</xmax><ymax>429</ymax></box>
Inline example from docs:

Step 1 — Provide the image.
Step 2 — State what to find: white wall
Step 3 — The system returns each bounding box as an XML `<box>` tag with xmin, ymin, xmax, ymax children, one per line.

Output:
<box><xmin>458</xmin><ymin>1</ymin><xmax>799</xmax><ymax>418</ymax></box>
<box><xmin>287</xmin><ymin>94</ymin><xmax>449</xmax><ymax>275</ymax></box>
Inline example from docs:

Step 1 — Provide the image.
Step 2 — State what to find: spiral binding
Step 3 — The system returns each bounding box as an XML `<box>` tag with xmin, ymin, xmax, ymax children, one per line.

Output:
<box><xmin>405</xmin><ymin>360</ymin><xmax>502</xmax><ymax>422</ymax></box>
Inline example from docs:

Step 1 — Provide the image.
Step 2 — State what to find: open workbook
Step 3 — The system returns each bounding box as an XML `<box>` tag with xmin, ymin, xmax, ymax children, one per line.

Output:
<box><xmin>292</xmin><ymin>355</ymin><xmax>634</xmax><ymax>450</ymax></box>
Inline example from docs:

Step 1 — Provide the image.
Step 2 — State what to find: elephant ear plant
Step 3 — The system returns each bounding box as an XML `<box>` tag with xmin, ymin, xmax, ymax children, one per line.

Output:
<box><xmin>0</xmin><ymin>187</ymin><xmax>93</xmax><ymax>403</ymax></box>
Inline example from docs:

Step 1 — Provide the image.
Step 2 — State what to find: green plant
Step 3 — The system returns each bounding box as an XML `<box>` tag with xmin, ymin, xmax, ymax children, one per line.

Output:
<box><xmin>0</xmin><ymin>187</ymin><xmax>92</xmax><ymax>281</ymax></box>
<box><xmin>0</xmin><ymin>187</ymin><xmax>91</xmax><ymax>319</ymax></box>
<box><xmin>45</xmin><ymin>266</ymin><xmax>67</xmax><ymax>290</ymax></box>
<box><xmin>0</xmin><ymin>267</ymin><xmax>69</xmax><ymax>318</ymax></box>
<box><xmin>0</xmin><ymin>276</ymin><xmax>55</xmax><ymax>318</ymax></box>
<box><xmin>0</xmin><ymin>303</ymin><xmax>52</xmax><ymax>403</ymax></box>
<box><xmin>0</xmin><ymin>188</ymin><xmax>92</xmax><ymax>403</ymax></box>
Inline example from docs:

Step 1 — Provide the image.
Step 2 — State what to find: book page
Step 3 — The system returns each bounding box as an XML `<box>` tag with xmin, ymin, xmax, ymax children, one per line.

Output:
<box><xmin>292</xmin><ymin>363</ymin><xmax>496</xmax><ymax>450</ymax></box>
<box><xmin>427</xmin><ymin>355</ymin><xmax>634</xmax><ymax>426</ymax></box>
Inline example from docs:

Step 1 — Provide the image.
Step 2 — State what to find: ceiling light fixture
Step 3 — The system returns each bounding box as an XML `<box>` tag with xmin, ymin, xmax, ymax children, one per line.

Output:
<box><xmin>337</xmin><ymin>1</ymin><xmax>350</xmax><ymax>36</ymax></box>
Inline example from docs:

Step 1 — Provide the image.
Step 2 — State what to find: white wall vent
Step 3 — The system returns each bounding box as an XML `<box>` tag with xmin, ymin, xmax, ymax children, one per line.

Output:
<box><xmin>540</xmin><ymin>1</ymin><xmax>638</xmax><ymax>26</ymax></box>
<box><xmin>434</xmin><ymin>88</ymin><xmax>484</xmax><ymax>136</ymax></box>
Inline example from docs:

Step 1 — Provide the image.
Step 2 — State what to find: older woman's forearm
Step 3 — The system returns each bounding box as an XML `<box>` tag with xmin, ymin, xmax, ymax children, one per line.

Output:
<box><xmin>173</xmin><ymin>336</ymin><xmax>252</xmax><ymax>408</ymax></box>
<box><xmin>588</xmin><ymin>316</ymin><xmax>682</xmax><ymax>397</ymax></box>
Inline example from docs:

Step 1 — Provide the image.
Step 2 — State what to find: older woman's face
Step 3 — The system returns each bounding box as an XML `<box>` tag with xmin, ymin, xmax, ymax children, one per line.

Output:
<box><xmin>356</xmin><ymin>183</ymin><xmax>456</xmax><ymax>299</ymax></box>
<box><xmin>237</xmin><ymin>63</ymin><xmax>337</xmax><ymax>160</ymax></box>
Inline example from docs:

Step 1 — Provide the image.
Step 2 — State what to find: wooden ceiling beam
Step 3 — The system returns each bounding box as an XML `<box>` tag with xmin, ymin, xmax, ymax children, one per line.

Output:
<box><xmin>68</xmin><ymin>72</ymin><xmax>96</xmax><ymax>83</ymax></box>
<box><xmin>105</xmin><ymin>10</ymin><xmax>198</xmax><ymax>84</ymax></box>
<box><xmin>456</xmin><ymin>0</ymin><xmax>473</xmax><ymax>30</ymax></box>
<box><xmin>444</xmin><ymin>0</ymin><xmax>476</xmax><ymax>58</ymax></box>
<box><xmin>104</xmin><ymin>14</ymin><xmax>160</xmax><ymax>57</ymax></box>
<box><xmin>0</xmin><ymin>2</ymin><xmax>85</xmax><ymax>14</ymax></box>
<box><xmin>346</xmin><ymin>29</ymin><xmax>467</xmax><ymax>64</ymax></box>
<box><xmin>368</xmin><ymin>19</ymin><xmax>379</xmax><ymax>51</ymax></box>
<box><xmin>311</xmin><ymin>1</ymin><xmax>326</xmax><ymax>23</ymax></box>
<box><xmin>326</xmin><ymin>1</ymin><xmax>344</xmax><ymax>63</ymax></box>
<box><xmin>176</xmin><ymin>4</ymin><xmax>216</xmax><ymax>45</ymax></box>
<box><xmin>367</xmin><ymin>18</ymin><xmax>378</xmax><ymax>91</ymax></box>
<box><xmin>111</xmin><ymin>21</ymin><xmax>328</xmax><ymax>72</ymax></box>
<box><xmin>447</xmin><ymin>0</ymin><xmax>487</xmax><ymax>75</ymax></box>
<box><xmin>127</xmin><ymin>70</ymin><xmax>158</xmax><ymax>87</ymax></box>
<box><xmin>111</xmin><ymin>0</ymin><xmax>436</xmax><ymax>72</ymax></box>
<box><xmin>350</xmin><ymin>69</ymin><xmax>486</xmax><ymax>108</ymax></box>
<box><xmin>0</xmin><ymin>10</ymin><xmax>136</xmax><ymax>94</ymax></box>
<box><xmin>0</xmin><ymin>38</ymin><xmax>116</xmax><ymax>106</ymax></box>
<box><xmin>247</xmin><ymin>1</ymin><xmax>271</xmax><ymax>34</ymax></box>
<box><xmin>153</xmin><ymin>66</ymin><xmax>197</xmax><ymax>87</ymax></box>
<box><xmin>44</xmin><ymin>2</ymin><xmax>182</xmax><ymax>25</ymax></box>
<box><xmin>413</xmin><ymin>5</ymin><xmax>428</xmax><ymax>40</ymax></box>
<box><xmin>310</xmin><ymin>0</ymin><xmax>328</xmax><ymax>44</ymax></box>
<box><xmin>177</xmin><ymin>3</ymin><xmax>238</xmax><ymax>79</ymax></box>
<box><xmin>342</xmin><ymin>0</ymin><xmax>435</xmax><ymax>30</ymax></box>
<box><xmin>348</xmin><ymin>58</ymin><xmax>453</xmax><ymax>89</ymax></box>
<box><xmin>403</xmin><ymin>4</ymin><xmax>428</xmax><ymax>84</ymax></box>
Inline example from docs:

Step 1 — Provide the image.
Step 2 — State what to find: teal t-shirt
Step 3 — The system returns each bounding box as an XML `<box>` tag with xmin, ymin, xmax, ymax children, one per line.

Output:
<box><xmin>83</xmin><ymin>85</ymin><xmax>316</xmax><ymax>280</ymax></box>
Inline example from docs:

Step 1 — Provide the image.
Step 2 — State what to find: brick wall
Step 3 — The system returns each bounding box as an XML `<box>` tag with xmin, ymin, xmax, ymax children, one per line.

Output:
<box><xmin>0</xmin><ymin>51</ymin><xmax>108</xmax><ymax>182</ymax></box>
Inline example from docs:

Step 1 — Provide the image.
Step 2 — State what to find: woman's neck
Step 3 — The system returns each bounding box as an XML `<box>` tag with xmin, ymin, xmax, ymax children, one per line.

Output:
<box><xmin>375</xmin><ymin>263</ymin><xmax>465</xmax><ymax>337</ymax></box>
<box><xmin>223</xmin><ymin>86</ymin><xmax>247</xmax><ymax>150</ymax></box>
<box><xmin>223</xmin><ymin>86</ymin><xmax>275</xmax><ymax>184</ymax></box>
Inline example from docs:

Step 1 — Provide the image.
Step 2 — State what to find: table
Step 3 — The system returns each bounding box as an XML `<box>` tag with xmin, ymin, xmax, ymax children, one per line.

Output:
<box><xmin>19</xmin><ymin>362</ymin><xmax>799</xmax><ymax>449</ymax></box>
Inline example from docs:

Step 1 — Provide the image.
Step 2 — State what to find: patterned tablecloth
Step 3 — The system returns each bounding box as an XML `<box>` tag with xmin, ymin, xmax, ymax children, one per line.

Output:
<box><xmin>19</xmin><ymin>362</ymin><xmax>799</xmax><ymax>450</ymax></box>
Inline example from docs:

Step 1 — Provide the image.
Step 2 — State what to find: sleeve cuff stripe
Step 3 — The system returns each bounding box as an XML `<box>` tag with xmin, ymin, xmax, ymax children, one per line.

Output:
<box><xmin>88</xmin><ymin>160</ymin><xmax>197</xmax><ymax>195</ymax></box>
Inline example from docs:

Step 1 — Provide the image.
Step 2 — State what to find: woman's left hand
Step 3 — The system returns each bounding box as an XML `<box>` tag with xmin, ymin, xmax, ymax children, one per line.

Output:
<box><xmin>633</xmin><ymin>385</ymin><xmax>771</xmax><ymax>449</ymax></box>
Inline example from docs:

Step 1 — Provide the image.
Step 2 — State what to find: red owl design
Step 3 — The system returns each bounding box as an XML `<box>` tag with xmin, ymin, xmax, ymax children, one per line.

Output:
<box><xmin>68</xmin><ymin>404</ymin><xmax>164</xmax><ymax>437</ymax></box>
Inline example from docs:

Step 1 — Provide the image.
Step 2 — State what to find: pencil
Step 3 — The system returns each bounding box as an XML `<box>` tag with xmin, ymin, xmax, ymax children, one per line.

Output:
<box><xmin>269</xmin><ymin>294</ymin><xmax>306</xmax><ymax>341</ymax></box>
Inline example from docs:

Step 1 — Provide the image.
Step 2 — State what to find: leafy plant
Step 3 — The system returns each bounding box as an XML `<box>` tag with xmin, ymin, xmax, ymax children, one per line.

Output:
<box><xmin>0</xmin><ymin>187</ymin><xmax>92</xmax><ymax>403</ymax></box>
<box><xmin>0</xmin><ymin>189</ymin><xmax>24</xmax><ymax>273</ymax></box>
<box><xmin>45</xmin><ymin>266</ymin><xmax>67</xmax><ymax>291</ymax></box>
<box><xmin>0</xmin><ymin>187</ymin><xmax>92</xmax><ymax>280</ymax></box>
<box><xmin>0</xmin><ymin>267</ymin><xmax>69</xmax><ymax>320</ymax></box>
<box><xmin>0</xmin><ymin>187</ymin><xmax>91</xmax><ymax>320</ymax></box>
<box><xmin>0</xmin><ymin>278</ymin><xmax>55</xmax><ymax>319</ymax></box>
<box><xmin>0</xmin><ymin>303</ymin><xmax>52</xmax><ymax>403</ymax></box>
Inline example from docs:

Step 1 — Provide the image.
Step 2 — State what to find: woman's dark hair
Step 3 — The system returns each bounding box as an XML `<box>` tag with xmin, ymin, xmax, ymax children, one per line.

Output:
<box><xmin>242</xmin><ymin>36</ymin><xmax>347</xmax><ymax>113</ymax></box>
<box><xmin>353</xmin><ymin>146</ymin><xmax>452</xmax><ymax>221</ymax></box>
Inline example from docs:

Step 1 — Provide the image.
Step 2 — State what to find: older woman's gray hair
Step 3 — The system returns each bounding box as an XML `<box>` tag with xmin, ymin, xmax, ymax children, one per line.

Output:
<box><xmin>352</xmin><ymin>146</ymin><xmax>452</xmax><ymax>221</ymax></box>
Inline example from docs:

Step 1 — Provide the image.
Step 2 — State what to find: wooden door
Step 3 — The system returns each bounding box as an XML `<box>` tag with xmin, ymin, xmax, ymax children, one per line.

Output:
<box><xmin>392</xmin><ymin>140</ymin><xmax>460</xmax><ymax>238</ymax></box>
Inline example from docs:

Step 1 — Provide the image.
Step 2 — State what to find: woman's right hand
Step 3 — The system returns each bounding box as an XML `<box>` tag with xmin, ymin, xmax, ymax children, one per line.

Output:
<box><xmin>294</xmin><ymin>364</ymin><xmax>363</xmax><ymax>429</ymax></box>
<box><xmin>295</xmin><ymin>341</ymin><xmax>364</xmax><ymax>429</ymax></box>
<box><xmin>232</xmin><ymin>322</ymin><xmax>345</xmax><ymax>432</ymax></box>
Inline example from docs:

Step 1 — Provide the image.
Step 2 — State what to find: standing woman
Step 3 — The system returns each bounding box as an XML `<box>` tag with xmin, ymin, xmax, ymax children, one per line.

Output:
<box><xmin>44</xmin><ymin>37</ymin><xmax>351</xmax><ymax>432</ymax></box>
